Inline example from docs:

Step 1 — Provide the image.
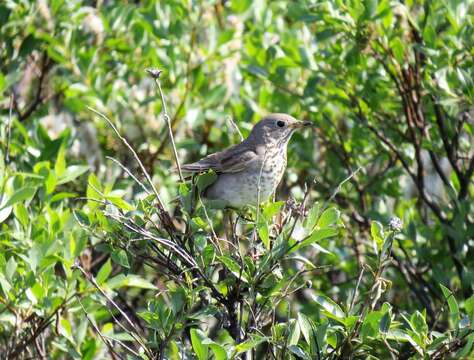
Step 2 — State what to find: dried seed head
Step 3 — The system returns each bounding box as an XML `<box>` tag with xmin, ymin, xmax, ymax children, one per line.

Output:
<box><xmin>145</xmin><ymin>68</ymin><xmax>163</xmax><ymax>79</ymax></box>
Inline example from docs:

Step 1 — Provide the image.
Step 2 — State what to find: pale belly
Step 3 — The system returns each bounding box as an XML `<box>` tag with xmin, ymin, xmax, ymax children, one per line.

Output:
<box><xmin>205</xmin><ymin>156</ymin><xmax>286</xmax><ymax>208</ymax></box>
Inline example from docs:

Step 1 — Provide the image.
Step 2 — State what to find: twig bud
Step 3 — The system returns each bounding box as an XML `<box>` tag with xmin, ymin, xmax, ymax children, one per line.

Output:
<box><xmin>145</xmin><ymin>68</ymin><xmax>163</xmax><ymax>79</ymax></box>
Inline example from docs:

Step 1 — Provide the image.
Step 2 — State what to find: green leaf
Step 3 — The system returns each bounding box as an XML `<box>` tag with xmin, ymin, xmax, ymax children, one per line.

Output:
<box><xmin>107</xmin><ymin>274</ymin><xmax>157</xmax><ymax>290</ymax></box>
<box><xmin>73</xmin><ymin>209</ymin><xmax>90</xmax><ymax>226</ymax></box>
<box><xmin>235</xmin><ymin>335</ymin><xmax>268</xmax><ymax>353</ymax></box>
<box><xmin>0</xmin><ymin>204</ymin><xmax>12</xmax><ymax>223</ymax></box>
<box><xmin>246</xmin><ymin>64</ymin><xmax>268</xmax><ymax>77</ymax></box>
<box><xmin>197</xmin><ymin>171</ymin><xmax>217</xmax><ymax>192</ymax></box>
<box><xmin>312</xmin><ymin>293</ymin><xmax>345</xmax><ymax>320</ymax></box>
<box><xmin>363</xmin><ymin>0</ymin><xmax>378</xmax><ymax>19</ymax></box>
<box><xmin>317</xmin><ymin>207</ymin><xmax>339</xmax><ymax>228</ymax></box>
<box><xmin>87</xmin><ymin>173</ymin><xmax>102</xmax><ymax>209</ymax></box>
<box><xmin>201</xmin><ymin>339</ymin><xmax>228</xmax><ymax>360</ymax></box>
<box><xmin>111</xmin><ymin>250</ymin><xmax>130</xmax><ymax>269</ymax></box>
<box><xmin>45</xmin><ymin>170</ymin><xmax>57</xmax><ymax>195</ymax></box>
<box><xmin>59</xmin><ymin>318</ymin><xmax>75</xmax><ymax>345</ymax></box>
<box><xmin>303</xmin><ymin>202</ymin><xmax>320</xmax><ymax>231</ymax></box>
<box><xmin>371</xmin><ymin>221</ymin><xmax>384</xmax><ymax>252</ymax></box>
<box><xmin>55</xmin><ymin>144</ymin><xmax>66</xmax><ymax>177</ymax></box>
<box><xmin>262</xmin><ymin>201</ymin><xmax>284</xmax><ymax>219</ymax></box>
<box><xmin>457</xmin><ymin>333</ymin><xmax>474</xmax><ymax>358</ymax></box>
<box><xmin>189</xmin><ymin>306</ymin><xmax>219</xmax><ymax>320</ymax></box>
<box><xmin>288</xmin><ymin>345</ymin><xmax>310</xmax><ymax>359</ymax></box>
<box><xmin>297</xmin><ymin>313</ymin><xmax>314</xmax><ymax>348</ymax></box>
<box><xmin>106</xmin><ymin>332</ymin><xmax>135</xmax><ymax>342</ymax></box>
<box><xmin>410</xmin><ymin>311</ymin><xmax>428</xmax><ymax>336</ymax></box>
<box><xmin>1</xmin><ymin>187</ymin><xmax>36</xmax><ymax>209</ymax></box>
<box><xmin>57</xmin><ymin>165</ymin><xmax>89</xmax><ymax>185</ymax></box>
<box><xmin>50</xmin><ymin>192</ymin><xmax>77</xmax><ymax>203</ymax></box>
<box><xmin>96</xmin><ymin>259</ymin><xmax>112</xmax><ymax>285</ymax></box>
<box><xmin>218</xmin><ymin>255</ymin><xmax>248</xmax><ymax>282</ymax></box>
<box><xmin>210</xmin><ymin>344</ymin><xmax>227</xmax><ymax>360</ymax></box>
<box><xmin>0</xmin><ymin>273</ymin><xmax>12</xmax><ymax>295</ymax></box>
<box><xmin>257</xmin><ymin>218</ymin><xmax>270</xmax><ymax>249</ymax></box>
<box><xmin>361</xmin><ymin>311</ymin><xmax>382</xmax><ymax>340</ymax></box>
<box><xmin>13</xmin><ymin>203</ymin><xmax>29</xmax><ymax>228</ymax></box>
<box><xmin>379</xmin><ymin>310</ymin><xmax>392</xmax><ymax>335</ymax></box>
<box><xmin>106</xmin><ymin>196</ymin><xmax>134</xmax><ymax>211</ymax></box>
<box><xmin>465</xmin><ymin>294</ymin><xmax>474</xmax><ymax>319</ymax></box>
<box><xmin>288</xmin><ymin>319</ymin><xmax>301</xmax><ymax>346</ymax></box>
<box><xmin>125</xmin><ymin>276</ymin><xmax>157</xmax><ymax>289</ymax></box>
<box><xmin>6</xmin><ymin>256</ymin><xmax>17</xmax><ymax>281</ymax></box>
<box><xmin>386</xmin><ymin>329</ymin><xmax>423</xmax><ymax>355</ymax></box>
<box><xmin>203</xmin><ymin>85</ymin><xmax>227</xmax><ymax>107</ymax></box>
<box><xmin>190</xmin><ymin>329</ymin><xmax>209</xmax><ymax>360</ymax></box>
<box><xmin>440</xmin><ymin>284</ymin><xmax>460</xmax><ymax>326</ymax></box>
<box><xmin>292</xmin><ymin>228</ymin><xmax>338</xmax><ymax>253</ymax></box>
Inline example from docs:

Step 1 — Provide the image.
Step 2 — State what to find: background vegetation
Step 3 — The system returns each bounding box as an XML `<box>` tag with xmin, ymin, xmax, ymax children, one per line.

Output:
<box><xmin>1</xmin><ymin>0</ymin><xmax>473</xmax><ymax>359</ymax></box>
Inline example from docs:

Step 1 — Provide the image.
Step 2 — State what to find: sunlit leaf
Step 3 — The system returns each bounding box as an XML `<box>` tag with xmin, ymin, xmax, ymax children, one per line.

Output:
<box><xmin>0</xmin><ymin>187</ymin><xmax>36</xmax><ymax>209</ymax></box>
<box><xmin>190</xmin><ymin>329</ymin><xmax>209</xmax><ymax>360</ymax></box>
<box><xmin>57</xmin><ymin>165</ymin><xmax>89</xmax><ymax>185</ymax></box>
<box><xmin>235</xmin><ymin>335</ymin><xmax>268</xmax><ymax>353</ymax></box>
<box><xmin>317</xmin><ymin>207</ymin><xmax>340</xmax><ymax>228</ymax></box>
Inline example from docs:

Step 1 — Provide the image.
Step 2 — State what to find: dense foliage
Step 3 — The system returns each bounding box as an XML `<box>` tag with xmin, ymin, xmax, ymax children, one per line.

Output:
<box><xmin>1</xmin><ymin>0</ymin><xmax>473</xmax><ymax>359</ymax></box>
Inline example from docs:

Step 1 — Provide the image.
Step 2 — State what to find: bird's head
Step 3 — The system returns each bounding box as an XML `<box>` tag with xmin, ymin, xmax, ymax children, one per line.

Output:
<box><xmin>248</xmin><ymin>113</ymin><xmax>313</xmax><ymax>147</ymax></box>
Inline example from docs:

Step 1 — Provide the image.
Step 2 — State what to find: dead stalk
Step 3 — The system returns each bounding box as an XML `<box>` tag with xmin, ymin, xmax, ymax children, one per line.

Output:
<box><xmin>87</xmin><ymin>106</ymin><xmax>166</xmax><ymax>212</ymax></box>
<box><xmin>146</xmin><ymin>68</ymin><xmax>184</xmax><ymax>183</ymax></box>
<box><xmin>5</xmin><ymin>93</ymin><xmax>14</xmax><ymax>164</ymax></box>
<box><xmin>226</xmin><ymin>115</ymin><xmax>244</xmax><ymax>142</ymax></box>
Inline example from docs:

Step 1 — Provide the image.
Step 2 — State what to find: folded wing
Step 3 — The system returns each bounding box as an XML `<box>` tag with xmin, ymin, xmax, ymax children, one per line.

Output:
<box><xmin>182</xmin><ymin>144</ymin><xmax>258</xmax><ymax>174</ymax></box>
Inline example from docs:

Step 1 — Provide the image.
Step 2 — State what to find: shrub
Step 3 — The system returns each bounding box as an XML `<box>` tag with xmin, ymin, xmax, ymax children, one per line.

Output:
<box><xmin>0</xmin><ymin>0</ymin><xmax>473</xmax><ymax>359</ymax></box>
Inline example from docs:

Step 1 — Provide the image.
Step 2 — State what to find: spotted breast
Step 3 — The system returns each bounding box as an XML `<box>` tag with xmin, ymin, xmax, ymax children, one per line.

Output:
<box><xmin>205</xmin><ymin>146</ymin><xmax>287</xmax><ymax>208</ymax></box>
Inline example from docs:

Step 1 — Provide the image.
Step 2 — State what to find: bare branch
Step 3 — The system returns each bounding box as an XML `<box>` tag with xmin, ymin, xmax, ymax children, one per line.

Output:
<box><xmin>4</xmin><ymin>93</ymin><xmax>13</xmax><ymax>164</ymax></box>
<box><xmin>17</xmin><ymin>52</ymin><xmax>52</xmax><ymax>122</ymax></box>
<box><xmin>106</xmin><ymin>156</ymin><xmax>150</xmax><ymax>195</ymax></box>
<box><xmin>146</xmin><ymin>68</ymin><xmax>184</xmax><ymax>183</ymax></box>
<box><xmin>226</xmin><ymin>115</ymin><xmax>244</xmax><ymax>142</ymax></box>
<box><xmin>87</xmin><ymin>106</ymin><xmax>167</xmax><ymax>212</ymax></box>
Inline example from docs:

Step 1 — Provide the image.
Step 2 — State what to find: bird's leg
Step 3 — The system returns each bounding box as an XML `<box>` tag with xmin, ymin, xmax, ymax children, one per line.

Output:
<box><xmin>223</xmin><ymin>209</ymin><xmax>237</xmax><ymax>252</ymax></box>
<box><xmin>233</xmin><ymin>213</ymin><xmax>241</xmax><ymax>238</ymax></box>
<box><xmin>225</xmin><ymin>210</ymin><xmax>243</xmax><ymax>255</ymax></box>
<box><xmin>190</xmin><ymin>174</ymin><xmax>198</xmax><ymax>215</ymax></box>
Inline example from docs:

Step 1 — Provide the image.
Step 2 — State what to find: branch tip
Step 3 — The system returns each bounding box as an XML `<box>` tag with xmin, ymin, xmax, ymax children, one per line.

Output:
<box><xmin>145</xmin><ymin>68</ymin><xmax>163</xmax><ymax>79</ymax></box>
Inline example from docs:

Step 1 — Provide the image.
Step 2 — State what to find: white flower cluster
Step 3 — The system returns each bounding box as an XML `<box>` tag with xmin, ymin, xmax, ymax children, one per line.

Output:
<box><xmin>389</xmin><ymin>217</ymin><xmax>403</xmax><ymax>231</ymax></box>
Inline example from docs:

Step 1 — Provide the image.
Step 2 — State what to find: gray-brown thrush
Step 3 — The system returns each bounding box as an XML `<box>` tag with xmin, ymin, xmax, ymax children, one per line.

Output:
<box><xmin>182</xmin><ymin>114</ymin><xmax>312</xmax><ymax>208</ymax></box>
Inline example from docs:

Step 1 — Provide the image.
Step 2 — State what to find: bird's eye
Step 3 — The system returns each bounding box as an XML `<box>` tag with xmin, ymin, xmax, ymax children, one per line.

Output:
<box><xmin>276</xmin><ymin>120</ymin><xmax>285</xmax><ymax>128</ymax></box>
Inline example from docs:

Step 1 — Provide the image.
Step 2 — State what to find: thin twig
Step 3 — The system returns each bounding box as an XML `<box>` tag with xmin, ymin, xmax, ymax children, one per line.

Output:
<box><xmin>87</xmin><ymin>107</ymin><xmax>166</xmax><ymax>212</ymax></box>
<box><xmin>198</xmin><ymin>195</ymin><xmax>222</xmax><ymax>255</ymax></box>
<box><xmin>349</xmin><ymin>267</ymin><xmax>365</xmax><ymax>314</ymax></box>
<box><xmin>16</xmin><ymin>52</ymin><xmax>51</xmax><ymax>122</ymax></box>
<box><xmin>73</xmin><ymin>264</ymin><xmax>152</xmax><ymax>358</ymax></box>
<box><xmin>226</xmin><ymin>115</ymin><xmax>244</xmax><ymax>142</ymax></box>
<box><xmin>103</xmin><ymin>211</ymin><xmax>197</xmax><ymax>268</ymax></box>
<box><xmin>5</xmin><ymin>93</ymin><xmax>13</xmax><ymax>164</ymax></box>
<box><xmin>106</xmin><ymin>156</ymin><xmax>150</xmax><ymax>195</ymax></box>
<box><xmin>253</xmin><ymin>149</ymin><xmax>268</xmax><ymax>245</ymax></box>
<box><xmin>146</xmin><ymin>68</ymin><xmax>184</xmax><ymax>182</ymax></box>
<box><xmin>323</xmin><ymin>166</ymin><xmax>362</xmax><ymax>211</ymax></box>
<box><xmin>77</xmin><ymin>298</ymin><xmax>126</xmax><ymax>360</ymax></box>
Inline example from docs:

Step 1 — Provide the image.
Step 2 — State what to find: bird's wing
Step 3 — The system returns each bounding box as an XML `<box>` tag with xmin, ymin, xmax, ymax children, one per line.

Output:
<box><xmin>182</xmin><ymin>145</ymin><xmax>258</xmax><ymax>174</ymax></box>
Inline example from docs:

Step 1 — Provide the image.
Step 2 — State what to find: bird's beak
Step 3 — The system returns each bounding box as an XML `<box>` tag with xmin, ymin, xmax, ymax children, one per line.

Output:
<box><xmin>290</xmin><ymin>121</ymin><xmax>314</xmax><ymax>129</ymax></box>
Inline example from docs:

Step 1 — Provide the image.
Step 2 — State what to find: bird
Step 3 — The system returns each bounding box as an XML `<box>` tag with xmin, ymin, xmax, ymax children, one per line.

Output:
<box><xmin>181</xmin><ymin>114</ymin><xmax>312</xmax><ymax>209</ymax></box>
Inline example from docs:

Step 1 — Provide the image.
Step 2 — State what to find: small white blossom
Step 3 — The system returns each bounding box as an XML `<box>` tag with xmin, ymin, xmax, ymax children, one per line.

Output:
<box><xmin>389</xmin><ymin>217</ymin><xmax>403</xmax><ymax>231</ymax></box>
